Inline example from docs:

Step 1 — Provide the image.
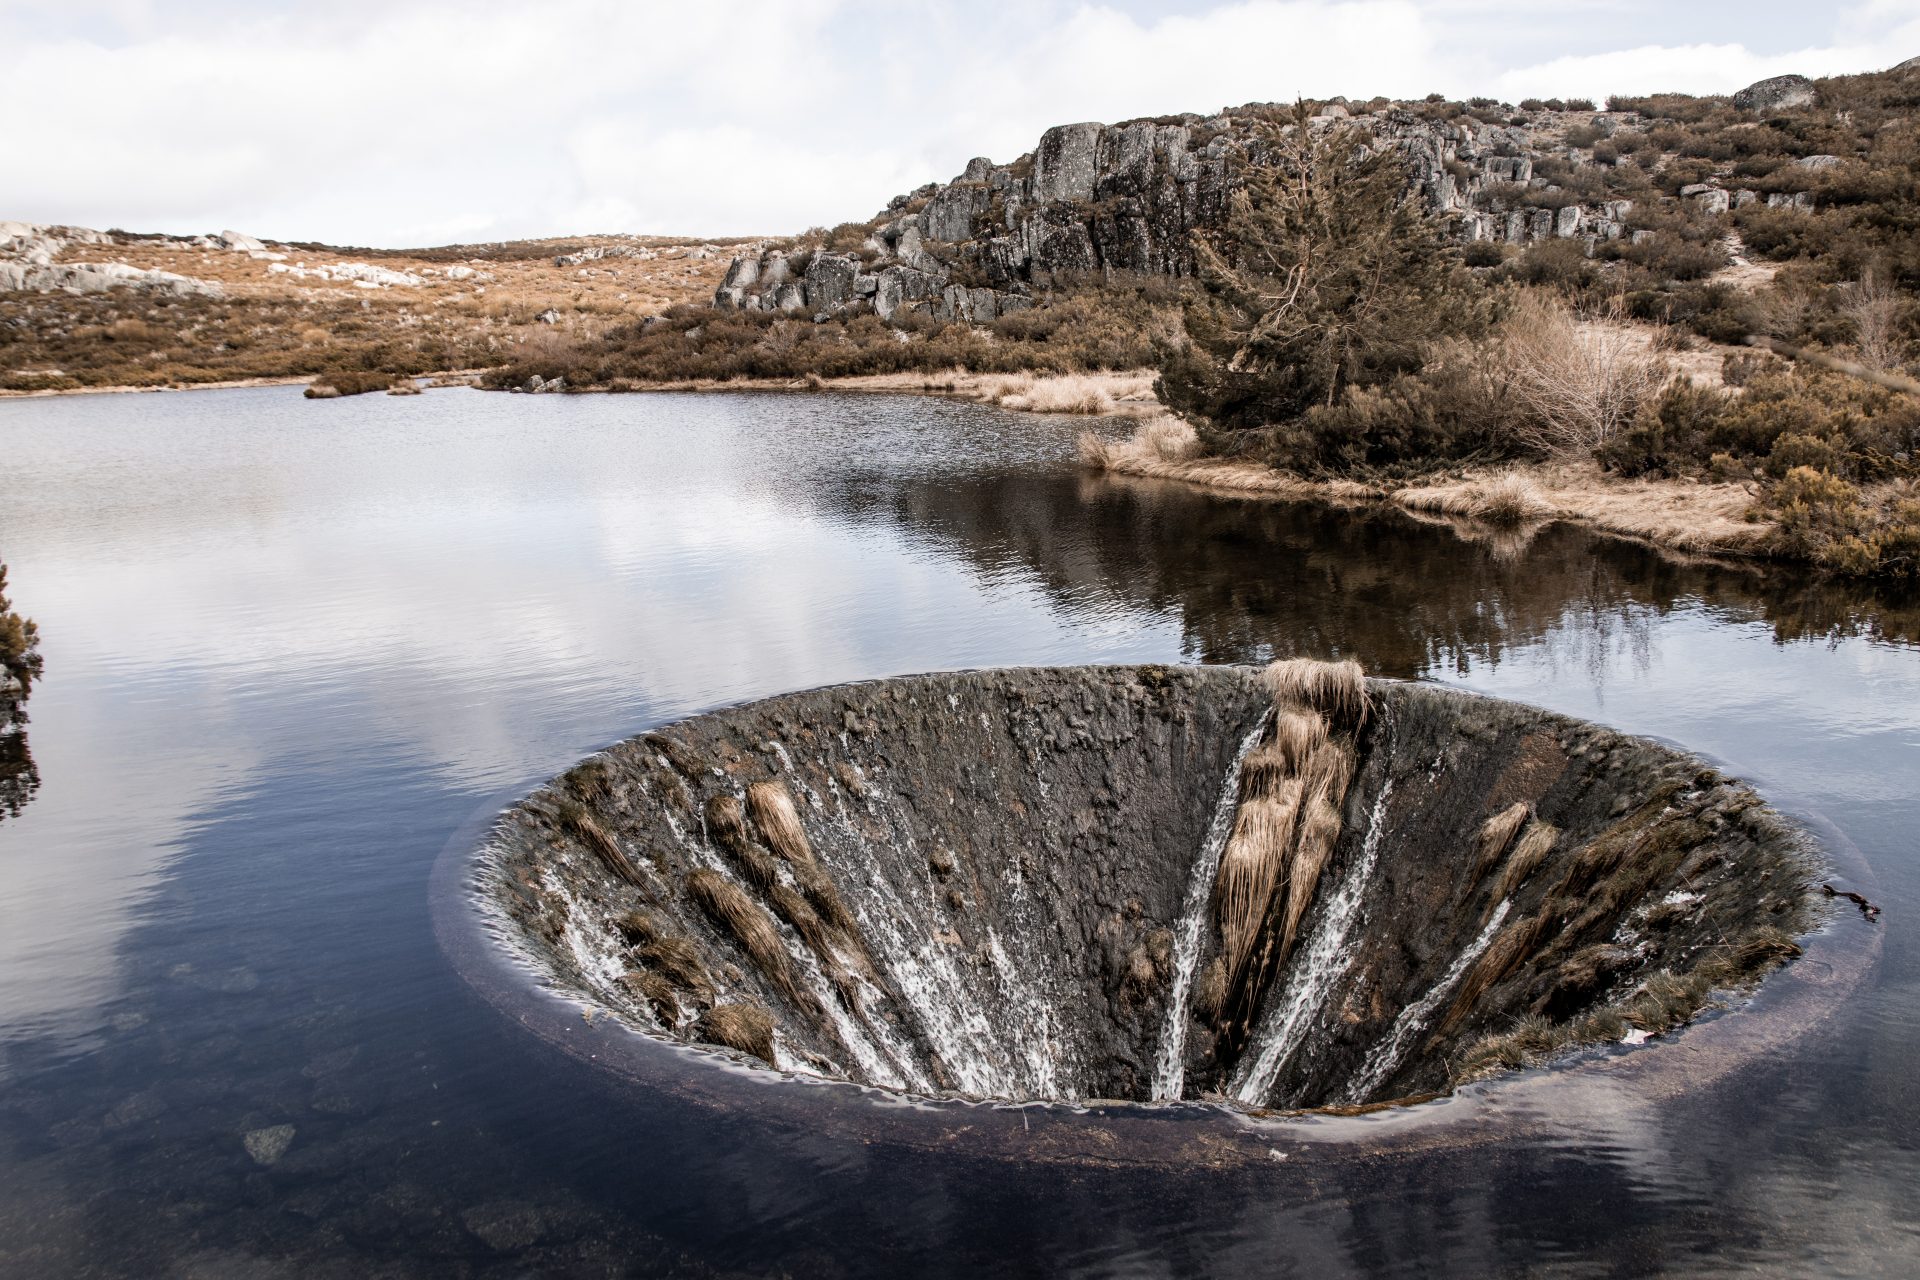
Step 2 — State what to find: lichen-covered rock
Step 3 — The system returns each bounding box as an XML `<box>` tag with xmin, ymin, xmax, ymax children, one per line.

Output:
<box><xmin>1733</xmin><ymin>74</ymin><xmax>1817</xmax><ymax>113</ymax></box>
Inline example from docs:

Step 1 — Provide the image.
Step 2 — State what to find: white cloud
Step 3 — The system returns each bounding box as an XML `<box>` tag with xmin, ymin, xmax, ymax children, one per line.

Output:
<box><xmin>0</xmin><ymin>1</ymin><xmax>1913</xmax><ymax>244</ymax></box>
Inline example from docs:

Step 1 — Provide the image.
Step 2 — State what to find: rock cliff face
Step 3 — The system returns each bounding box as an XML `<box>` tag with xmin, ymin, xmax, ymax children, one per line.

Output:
<box><xmin>714</xmin><ymin>77</ymin><xmax>1829</xmax><ymax>323</ymax></box>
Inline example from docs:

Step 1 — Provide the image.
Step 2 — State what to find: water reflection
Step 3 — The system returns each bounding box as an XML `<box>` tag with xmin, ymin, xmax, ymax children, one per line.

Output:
<box><xmin>0</xmin><ymin>728</ymin><xmax>35</xmax><ymax>821</ymax></box>
<box><xmin>0</xmin><ymin>387</ymin><xmax>1912</xmax><ymax>1276</ymax></box>
<box><xmin>826</xmin><ymin>465</ymin><xmax>1920</xmax><ymax>679</ymax></box>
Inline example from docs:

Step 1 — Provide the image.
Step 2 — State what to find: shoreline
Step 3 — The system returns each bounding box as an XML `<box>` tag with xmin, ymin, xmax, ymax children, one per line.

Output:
<box><xmin>0</xmin><ymin>365</ymin><xmax>1790</xmax><ymax>568</ymax></box>
<box><xmin>0</xmin><ymin>369</ymin><xmax>487</xmax><ymax>400</ymax></box>
<box><xmin>1079</xmin><ymin>419</ymin><xmax>1779</xmax><ymax>566</ymax></box>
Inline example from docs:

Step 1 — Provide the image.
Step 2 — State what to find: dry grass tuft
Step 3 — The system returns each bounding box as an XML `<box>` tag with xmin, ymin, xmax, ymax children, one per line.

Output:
<box><xmin>1474</xmin><ymin>802</ymin><xmax>1534</xmax><ymax>882</ymax></box>
<box><xmin>1492</xmin><ymin>821</ymin><xmax>1560</xmax><ymax>902</ymax></box>
<box><xmin>793</xmin><ymin>858</ymin><xmax>857</xmax><ymax>934</ymax></box>
<box><xmin>1394</xmin><ymin>472</ymin><xmax>1555</xmax><ymax>526</ymax></box>
<box><xmin>1270</xmin><ymin>711</ymin><xmax>1330</xmax><ymax>773</ymax></box>
<box><xmin>1442</xmin><ymin>913</ymin><xmax>1549</xmax><ymax>1033</ymax></box>
<box><xmin>553</xmin><ymin>800</ymin><xmax>645</xmax><ymax>887</ymax></box>
<box><xmin>643</xmin><ymin>733</ymin><xmax>709</xmax><ymax>780</ymax></box>
<box><xmin>1261</xmin><ymin>658</ymin><xmax>1369</xmax><ymax>728</ymax></box>
<box><xmin>770</xmin><ymin>882</ymin><xmax>839</xmax><ymax>960</ymax></box>
<box><xmin>613</xmin><ymin>910</ymin><xmax>663</xmax><ymax>945</ymax></box>
<box><xmin>1280</xmin><ymin>793</ymin><xmax>1342</xmax><ymax>959</ymax></box>
<box><xmin>705</xmin><ymin>793</ymin><xmax>778</xmax><ymax>890</ymax></box>
<box><xmin>746</xmin><ymin>780</ymin><xmax>814</xmax><ymax>866</ymax></box>
<box><xmin>686</xmin><ymin>868</ymin><xmax>804</xmax><ymax>1006</ymax></box>
<box><xmin>1079</xmin><ymin>414</ymin><xmax>1380</xmax><ymax>499</ymax></box>
<box><xmin>636</xmin><ymin>935</ymin><xmax>714</xmax><ymax>1000</ymax></box>
<box><xmin>698</xmin><ymin>1001</ymin><xmax>777</xmax><ymax>1065</ymax></box>
<box><xmin>620</xmin><ymin>969</ymin><xmax>681</xmax><ymax>1024</ymax></box>
<box><xmin>1214</xmin><ymin>789</ymin><xmax>1304</xmax><ymax>984</ymax></box>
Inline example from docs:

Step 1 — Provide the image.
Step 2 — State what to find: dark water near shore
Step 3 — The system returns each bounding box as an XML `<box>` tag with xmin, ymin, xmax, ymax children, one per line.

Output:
<box><xmin>0</xmin><ymin>385</ymin><xmax>1916</xmax><ymax>1276</ymax></box>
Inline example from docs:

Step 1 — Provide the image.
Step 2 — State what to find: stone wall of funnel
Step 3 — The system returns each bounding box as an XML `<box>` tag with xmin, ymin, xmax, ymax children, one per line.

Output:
<box><xmin>481</xmin><ymin>665</ymin><xmax>1818</xmax><ymax>1109</ymax></box>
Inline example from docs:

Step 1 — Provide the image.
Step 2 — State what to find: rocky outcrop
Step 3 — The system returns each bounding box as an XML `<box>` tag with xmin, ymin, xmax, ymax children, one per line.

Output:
<box><xmin>0</xmin><ymin>260</ymin><xmax>221</xmax><ymax>298</ymax></box>
<box><xmin>0</xmin><ymin>221</ymin><xmax>234</xmax><ymax>297</ymax></box>
<box><xmin>712</xmin><ymin>97</ymin><xmax>1823</xmax><ymax>322</ymax></box>
<box><xmin>1733</xmin><ymin>74</ymin><xmax>1818</xmax><ymax>114</ymax></box>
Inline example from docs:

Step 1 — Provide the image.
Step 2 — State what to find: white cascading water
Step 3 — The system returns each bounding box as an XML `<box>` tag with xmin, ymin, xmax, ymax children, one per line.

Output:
<box><xmin>1150</xmin><ymin>719</ymin><xmax>1269</xmax><ymax>1100</ymax></box>
<box><xmin>1228</xmin><ymin>771</ymin><xmax>1396</xmax><ymax>1105</ymax></box>
<box><xmin>1341</xmin><ymin>898</ymin><xmax>1512</xmax><ymax>1103</ymax></box>
<box><xmin>661</xmin><ymin>802</ymin><xmax>930</xmax><ymax>1091</ymax></box>
<box><xmin>813</xmin><ymin>752</ymin><xmax>1042</xmax><ymax>1098</ymax></box>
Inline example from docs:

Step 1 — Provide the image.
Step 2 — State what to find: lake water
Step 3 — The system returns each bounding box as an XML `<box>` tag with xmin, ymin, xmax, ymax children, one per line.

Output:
<box><xmin>0</xmin><ymin>385</ymin><xmax>1916</xmax><ymax>1276</ymax></box>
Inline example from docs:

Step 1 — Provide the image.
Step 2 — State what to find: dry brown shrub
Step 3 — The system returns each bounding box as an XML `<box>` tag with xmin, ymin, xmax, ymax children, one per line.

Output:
<box><xmin>1501</xmin><ymin>292</ymin><xmax>1668</xmax><ymax>454</ymax></box>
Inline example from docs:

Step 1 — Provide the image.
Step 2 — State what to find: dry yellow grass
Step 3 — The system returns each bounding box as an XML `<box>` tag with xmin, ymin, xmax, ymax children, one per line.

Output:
<box><xmin>1210</xmin><ymin>658</ymin><xmax>1369</xmax><ymax>1025</ymax></box>
<box><xmin>1081</xmin><ymin>413</ymin><xmax>1774</xmax><ymax>560</ymax></box>
<box><xmin>686</xmin><ymin>867</ymin><xmax>805</xmax><ymax>1007</ymax></box>
<box><xmin>698</xmin><ymin>1001</ymin><xmax>777</xmax><ymax>1065</ymax></box>
<box><xmin>1080</xmin><ymin>414</ymin><xmax>1377</xmax><ymax>498</ymax></box>
<box><xmin>968</xmin><ymin>370</ymin><xmax>1158</xmax><ymax>414</ymax></box>
<box><xmin>620</xmin><ymin>968</ymin><xmax>682</xmax><ymax>1023</ymax></box>
<box><xmin>1394</xmin><ymin>472</ymin><xmax>1553</xmax><ymax>525</ymax></box>
<box><xmin>1262</xmin><ymin>658</ymin><xmax>1369</xmax><ymax>727</ymax></box>
<box><xmin>1280</xmin><ymin>793</ymin><xmax>1342</xmax><ymax>959</ymax></box>
<box><xmin>1473</xmin><ymin>802</ymin><xmax>1534</xmax><ymax>882</ymax></box>
<box><xmin>1492</xmin><ymin>822</ymin><xmax>1560</xmax><ymax>903</ymax></box>
<box><xmin>705</xmin><ymin>793</ymin><xmax>778</xmax><ymax>891</ymax></box>
<box><xmin>745</xmin><ymin>780</ymin><xmax>814</xmax><ymax>866</ymax></box>
<box><xmin>635</xmin><ymin>935</ymin><xmax>714</xmax><ymax>1000</ymax></box>
<box><xmin>1214</xmin><ymin>787</ymin><xmax>1304</xmax><ymax>984</ymax></box>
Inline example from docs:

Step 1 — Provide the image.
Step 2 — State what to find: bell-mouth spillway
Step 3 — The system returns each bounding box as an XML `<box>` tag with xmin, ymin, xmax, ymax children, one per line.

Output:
<box><xmin>451</xmin><ymin>662</ymin><xmax>1863</xmax><ymax>1159</ymax></box>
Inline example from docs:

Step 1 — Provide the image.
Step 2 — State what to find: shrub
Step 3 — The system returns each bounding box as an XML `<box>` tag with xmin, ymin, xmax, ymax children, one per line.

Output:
<box><xmin>1598</xmin><ymin>379</ymin><xmax>1733</xmax><ymax>477</ymax></box>
<box><xmin>1767</xmin><ymin>466</ymin><xmax>1884</xmax><ymax>574</ymax></box>
<box><xmin>1159</xmin><ymin>102</ymin><xmax>1489</xmax><ymax>442</ymax></box>
<box><xmin>0</xmin><ymin>561</ymin><xmax>41</xmax><ymax>729</ymax></box>
<box><xmin>1499</xmin><ymin>294</ymin><xmax>1667</xmax><ymax>455</ymax></box>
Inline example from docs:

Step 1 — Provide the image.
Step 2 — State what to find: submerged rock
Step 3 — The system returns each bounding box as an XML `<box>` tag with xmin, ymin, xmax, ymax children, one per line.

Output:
<box><xmin>483</xmin><ymin>664</ymin><xmax>1818</xmax><ymax>1111</ymax></box>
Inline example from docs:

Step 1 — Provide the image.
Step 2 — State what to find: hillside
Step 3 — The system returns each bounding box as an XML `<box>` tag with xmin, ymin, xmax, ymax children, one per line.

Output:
<box><xmin>0</xmin><ymin>223</ymin><xmax>747</xmax><ymax>393</ymax></box>
<box><xmin>6</xmin><ymin>61</ymin><xmax>1918</xmax><ymax>576</ymax></box>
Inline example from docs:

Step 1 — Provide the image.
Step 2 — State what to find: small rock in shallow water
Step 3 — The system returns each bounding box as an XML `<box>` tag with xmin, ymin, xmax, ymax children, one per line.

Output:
<box><xmin>462</xmin><ymin>1199</ymin><xmax>547</xmax><ymax>1251</ymax></box>
<box><xmin>243</xmin><ymin>1123</ymin><xmax>296</xmax><ymax>1165</ymax></box>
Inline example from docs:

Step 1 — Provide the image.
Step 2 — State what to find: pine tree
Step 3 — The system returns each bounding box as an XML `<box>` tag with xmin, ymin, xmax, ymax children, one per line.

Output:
<box><xmin>1158</xmin><ymin>102</ymin><xmax>1487</xmax><ymax>447</ymax></box>
<box><xmin>0</xmin><ymin>561</ymin><xmax>42</xmax><ymax>730</ymax></box>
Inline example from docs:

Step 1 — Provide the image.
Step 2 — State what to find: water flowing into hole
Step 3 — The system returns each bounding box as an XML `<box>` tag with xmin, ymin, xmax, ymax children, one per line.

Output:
<box><xmin>480</xmin><ymin>664</ymin><xmax>1820</xmax><ymax>1109</ymax></box>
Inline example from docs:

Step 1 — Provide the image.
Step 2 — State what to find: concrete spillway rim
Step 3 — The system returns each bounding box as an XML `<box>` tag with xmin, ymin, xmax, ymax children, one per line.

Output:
<box><xmin>429</xmin><ymin>665</ymin><xmax>1882</xmax><ymax>1169</ymax></box>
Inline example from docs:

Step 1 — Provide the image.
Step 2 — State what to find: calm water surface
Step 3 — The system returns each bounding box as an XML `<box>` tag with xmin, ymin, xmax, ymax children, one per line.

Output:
<box><xmin>0</xmin><ymin>385</ymin><xmax>1916</xmax><ymax>1276</ymax></box>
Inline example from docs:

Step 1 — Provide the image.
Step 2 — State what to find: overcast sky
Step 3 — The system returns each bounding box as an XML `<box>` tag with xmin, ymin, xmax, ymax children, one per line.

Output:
<box><xmin>4</xmin><ymin>0</ymin><xmax>1915</xmax><ymax>246</ymax></box>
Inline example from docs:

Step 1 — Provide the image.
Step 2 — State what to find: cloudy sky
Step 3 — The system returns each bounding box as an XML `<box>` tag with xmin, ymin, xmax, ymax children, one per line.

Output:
<box><xmin>4</xmin><ymin>0</ymin><xmax>1916</xmax><ymax>246</ymax></box>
